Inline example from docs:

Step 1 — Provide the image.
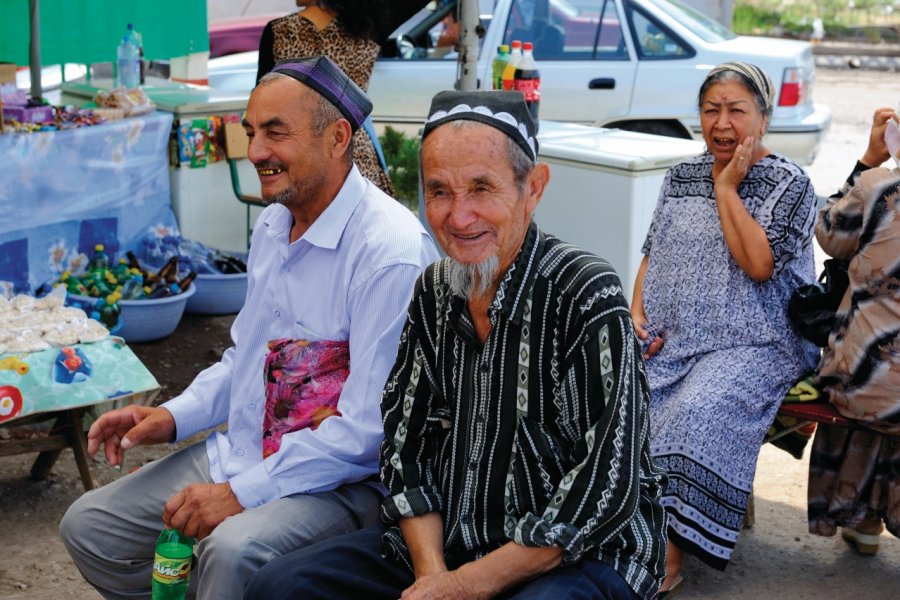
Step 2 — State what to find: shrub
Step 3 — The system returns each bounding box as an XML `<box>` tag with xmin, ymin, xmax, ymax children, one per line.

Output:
<box><xmin>379</xmin><ymin>126</ymin><xmax>420</xmax><ymax>211</ymax></box>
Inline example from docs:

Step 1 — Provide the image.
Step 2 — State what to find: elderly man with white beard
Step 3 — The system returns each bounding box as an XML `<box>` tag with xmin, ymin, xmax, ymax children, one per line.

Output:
<box><xmin>245</xmin><ymin>90</ymin><xmax>668</xmax><ymax>600</ymax></box>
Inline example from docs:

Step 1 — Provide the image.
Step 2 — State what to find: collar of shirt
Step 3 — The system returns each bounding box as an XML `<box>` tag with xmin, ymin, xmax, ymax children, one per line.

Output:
<box><xmin>260</xmin><ymin>164</ymin><xmax>366</xmax><ymax>250</ymax></box>
<box><xmin>446</xmin><ymin>221</ymin><xmax>545</xmax><ymax>329</ymax></box>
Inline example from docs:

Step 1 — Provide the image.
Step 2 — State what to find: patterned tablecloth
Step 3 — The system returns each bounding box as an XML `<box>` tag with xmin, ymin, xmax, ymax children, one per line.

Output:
<box><xmin>0</xmin><ymin>337</ymin><xmax>159</xmax><ymax>425</ymax></box>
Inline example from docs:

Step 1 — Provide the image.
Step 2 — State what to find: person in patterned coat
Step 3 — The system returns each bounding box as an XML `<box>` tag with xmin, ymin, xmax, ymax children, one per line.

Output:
<box><xmin>808</xmin><ymin>106</ymin><xmax>900</xmax><ymax>554</ymax></box>
<box><xmin>246</xmin><ymin>91</ymin><xmax>668</xmax><ymax>600</ymax></box>
<box><xmin>257</xmin><ymin>0</ymin><xmax>395</xmax><ymax>196</ymax></box>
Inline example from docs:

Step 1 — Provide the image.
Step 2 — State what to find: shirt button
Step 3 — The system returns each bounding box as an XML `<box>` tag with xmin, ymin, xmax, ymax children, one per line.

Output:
<box><xmin>468</xmin><ymin>461</ymin><xmax>477</xmax><ymax>471</ymax></box>
<box><xmin>479</xmin><ymin>363</ymin><xmax>489</xmax><ymax>373</ymax></box>
<box><xmin>476</xmin><ymin>413</ymin><xmax>485</xmax><ymax>422</ymax></box>
<box><xmin>274</xmin><ymin>310</ymin><xmax>281</xmax><ymax>317</ymax></box>
<box><xmin>236</xmin><ymin>449</ymin><xmax>245</xmax><ymax>457</ymax></box>
<box><xmin>249</xmin><ymin>403</ymin><xmax>256</xmax><ymax>411</ymax></box>
<box><xmin>282</xmin><ymin>265</ymin><xmax>291</xmax><ymax>272</ymax></box>
<box><xmin>460</xmin><ymin>515</ymin><xmax>469</xmax><ymax>525</ymax></box>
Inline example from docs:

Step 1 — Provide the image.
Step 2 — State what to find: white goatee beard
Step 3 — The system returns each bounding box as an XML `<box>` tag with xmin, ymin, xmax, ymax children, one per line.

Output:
<box><xmin>447</xmin><ymin>255</ymin><xmax>500</xmax><ymax>299</ymax></box>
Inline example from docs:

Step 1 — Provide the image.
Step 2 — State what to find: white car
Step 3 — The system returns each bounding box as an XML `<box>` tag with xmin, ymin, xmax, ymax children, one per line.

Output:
<box><xmin>208</xmin><ymin>0</ymin><xmax>831</xmax><ymax>165</ymax></box>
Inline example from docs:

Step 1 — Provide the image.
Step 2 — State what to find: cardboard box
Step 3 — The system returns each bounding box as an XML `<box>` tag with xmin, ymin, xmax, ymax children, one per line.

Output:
<box><xmin>2</xmin><ymin>104</ymin><xmax>55</xmax><ymax>124</ymax></box>
<box><xmin>0</xmin><ymin>63</ymin><xmax>16</xmax><ymax>85</ymax></box>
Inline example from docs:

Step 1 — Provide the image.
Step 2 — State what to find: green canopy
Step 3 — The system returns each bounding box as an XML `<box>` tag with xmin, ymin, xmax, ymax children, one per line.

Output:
<box><xmin>0</xmin><ymin>0</ymin><xmax>208</xmax><ymax>67</ymax></box>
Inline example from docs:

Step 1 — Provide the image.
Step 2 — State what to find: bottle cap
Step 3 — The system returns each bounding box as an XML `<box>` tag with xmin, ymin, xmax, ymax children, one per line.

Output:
<box><xmin>523</xmin><ymin>42</ymin><xmax>534</xmax><ymax>51</ymax></box>
<box><xmin>499</xmin><ymin>44</ymin><xmax>509</xmax><ymax>53</ymax></box>
<box><xmin>95</xmin><ymin>244</ymin><xmax>104</xmax><ymax>251</ymax></box>
<box><xmin>511</xmin><ymin>40</ymin><xmax>522</xmax><ymax>48</ymax></box>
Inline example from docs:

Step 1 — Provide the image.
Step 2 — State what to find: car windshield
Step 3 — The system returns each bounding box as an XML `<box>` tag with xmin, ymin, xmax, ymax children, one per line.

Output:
<box><xmin>643</xmin><ymin>0</ymin><xmax>736</xmax><ymax>43</ymax></box>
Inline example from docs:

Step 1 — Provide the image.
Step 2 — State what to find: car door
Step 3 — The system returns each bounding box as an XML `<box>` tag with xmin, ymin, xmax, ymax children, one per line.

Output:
<box><xmin>497</xmin><ymin>0</ymin><xmax>637</xmax><ymax>125</ymax></box>
<box><xmin>620</xmin><ymin>0</ymin><xmax>704</xmax><ymax>129</ymax></box>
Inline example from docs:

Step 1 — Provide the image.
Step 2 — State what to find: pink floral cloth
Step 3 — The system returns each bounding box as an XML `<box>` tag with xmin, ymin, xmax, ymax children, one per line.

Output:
<box><xmin>262</xmin><ymin>338</ymin><xmax>350</xmax><ymax>458</ymax></box>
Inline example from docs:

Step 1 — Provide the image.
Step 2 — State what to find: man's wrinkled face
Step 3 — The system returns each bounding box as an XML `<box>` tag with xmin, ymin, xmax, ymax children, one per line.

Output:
<box><xmin>422</xmin><ymin>123</ymin><xmax>537</xmax><ymax>282</ymax></box>
<box><xmin>243</xmin><ymin>78</ymin><xmax>329</xmax><ymax>208</ymax></box>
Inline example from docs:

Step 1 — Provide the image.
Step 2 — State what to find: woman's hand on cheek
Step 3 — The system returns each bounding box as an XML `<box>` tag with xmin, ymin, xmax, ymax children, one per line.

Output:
<box><xmin>716</xmin><ymin>136</ymin><xmax>753</xmax><ymax>193</ymax></box>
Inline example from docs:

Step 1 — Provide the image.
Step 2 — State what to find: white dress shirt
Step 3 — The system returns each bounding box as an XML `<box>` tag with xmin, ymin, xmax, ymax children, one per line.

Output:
<box><xmin>164</xmin><ymin>166</ymin><xmax>438</xmax><ymax>508</ymax></box>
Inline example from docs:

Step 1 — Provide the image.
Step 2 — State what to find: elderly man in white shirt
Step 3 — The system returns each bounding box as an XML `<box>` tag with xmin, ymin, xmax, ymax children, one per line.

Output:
<box><xmin>60</xmin><ymin>55</ymin><xmax>438</xmax><ymax>600</ymax></box>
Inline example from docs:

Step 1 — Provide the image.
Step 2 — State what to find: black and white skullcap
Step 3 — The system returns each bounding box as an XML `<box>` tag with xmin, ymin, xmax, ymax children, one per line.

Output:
<box><xmin>422</xmin><ymin>91</ymin><xmax>538</xmax><ymax>161</ymax></box>
<box><xmin>270</xmin><ymin>56</ymin><xmax>372</xmax><ymax>133</ymax></box>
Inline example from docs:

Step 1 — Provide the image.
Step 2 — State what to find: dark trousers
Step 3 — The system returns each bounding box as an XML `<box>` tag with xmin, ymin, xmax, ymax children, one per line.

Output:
<box><xmin>244</xmin><ymin>523</ymin><xmax>637</xmax><ymax>600</ymax></box>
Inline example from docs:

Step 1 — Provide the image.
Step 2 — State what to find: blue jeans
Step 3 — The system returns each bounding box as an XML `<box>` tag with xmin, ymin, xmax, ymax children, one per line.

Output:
<box><xmin>244</xmin><ymin>523</ymin><xmax>637</xmax><ymax>599</ymax></box>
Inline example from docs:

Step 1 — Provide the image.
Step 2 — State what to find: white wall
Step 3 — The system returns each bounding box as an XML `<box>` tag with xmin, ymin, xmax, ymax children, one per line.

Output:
<box><xmin>208</xmin><ymin>0</ymin><xmax>296</xmax><ymax>22</ymax></box>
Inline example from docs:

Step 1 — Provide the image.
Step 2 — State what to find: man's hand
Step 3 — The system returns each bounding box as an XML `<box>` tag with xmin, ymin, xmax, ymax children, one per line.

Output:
<box><xmin>163</xmin><ymin>483</ymin><xmax>244</xmax><ymax>540</ymax></box>
<box><xmin>86</xmin><ymin>405</ymin><xmax>176</xmax><ymax>467</ymax></box>
<box><xmin>401</xmin><ymin>570</ymin><xmax>484</xmax><ymax>600</ymax></box>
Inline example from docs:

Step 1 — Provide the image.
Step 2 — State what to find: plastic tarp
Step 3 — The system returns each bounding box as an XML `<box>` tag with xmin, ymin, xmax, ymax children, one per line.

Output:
<box><xmin>0</xmin><ymin>1</ymin><xmax>208</xmax><ymax>66</ymax></box>
<box><xmin>0</xmin><ymin>111</ymin><xmax>178</xmax><ymax>294</ymax></box>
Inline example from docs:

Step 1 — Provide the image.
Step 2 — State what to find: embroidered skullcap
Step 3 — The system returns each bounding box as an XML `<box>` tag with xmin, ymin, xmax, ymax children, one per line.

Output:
<box><xmin>422</xmin><ymin>91</ymin><xmax>538</xmax><ymax>161</ymax></box>
<box><xmin>270</xmin><ymin>56</ymin><xmax>372</xmax><ymax>133</ymax></box>
<box><xmin>705</xmin><ymin>61</ymin><xmax>776</xmax><ymax>117</ymax></box>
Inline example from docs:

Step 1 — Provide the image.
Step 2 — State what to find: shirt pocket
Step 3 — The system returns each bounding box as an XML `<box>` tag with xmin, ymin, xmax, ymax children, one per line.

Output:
<box><xmin>510</xmin><ymin>417</ymin><xmax>570</xmax><ymax>517</ymax></box>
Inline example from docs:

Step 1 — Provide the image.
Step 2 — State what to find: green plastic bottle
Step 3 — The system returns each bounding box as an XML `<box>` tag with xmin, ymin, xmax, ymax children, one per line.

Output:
<box><xmin>97</xmin><ymin>292</ymin><xmax>121</xmax><ymax>329</ymax></box>
<box><xmin>151</xmin><ymin>528</ymin><xmax>194</xmax><ymax>600</ymax></box>
<box><xmin>491</xmin><ymin>44</ymin><xmax>510</xmax><ymax>90</ymax></box>
<box><xmin>87</xmin><ymin>244</ymin><xmax>111</xmax><ymax>275</ymax></box>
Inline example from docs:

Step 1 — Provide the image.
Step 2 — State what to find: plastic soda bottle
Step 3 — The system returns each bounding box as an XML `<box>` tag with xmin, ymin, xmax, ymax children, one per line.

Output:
<box><xmin>88</xmin><ymin>244</ymin><xmax>111</xmax><ymax>275</ymax></box>
<box><xmin>121</xmin><ymin>273</ymin><xmax>146</xmax><ymax>299</ymax></box>
<box><xmin>501</xmin><ymin>40</ymin><xmax>522</xmax><ymax>91</ymax></box>
<box><xmin>152</xmin><ymin>528</ymin><xmax>194</xmax><ymax>600</ymax></box>
<box><xmin>491</xmin><ymin>45</ymin><xmax>510</xmax><ymax>90</ymax></box>
<box><xmin>97</xmin><ymin>292</ymin><xmax>121</xmax><ymax>329</ymax></box>
<box><xmin>112</xmin><ymin>257</ymin><xmax>129</xmax><ymax>281</ymax></box>
<box><xmin>514</xmin><ymin>42</ymin><xmax>541</xmax><ymax>123</ymax></box>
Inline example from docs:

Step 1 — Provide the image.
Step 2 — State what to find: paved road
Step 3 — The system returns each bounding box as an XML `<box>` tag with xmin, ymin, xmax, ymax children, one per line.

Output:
<box><xmin>680</xmin><ymin>67</ymin><xmax>900</xmax><ymax>600</ymax></box>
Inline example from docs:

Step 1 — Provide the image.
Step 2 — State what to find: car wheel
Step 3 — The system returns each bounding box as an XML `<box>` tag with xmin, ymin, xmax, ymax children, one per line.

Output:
<box><xmin>610</xmin><ymin>120</ymin><xmax>690</xmax><ymax>139</ymax></box>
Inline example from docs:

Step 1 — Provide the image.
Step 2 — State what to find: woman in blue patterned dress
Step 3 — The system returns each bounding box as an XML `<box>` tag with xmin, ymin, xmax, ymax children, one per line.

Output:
<box><xmin>630</xmin><ymin>62</ymin><xmax>820</xmax><ymax>594</ymax></box>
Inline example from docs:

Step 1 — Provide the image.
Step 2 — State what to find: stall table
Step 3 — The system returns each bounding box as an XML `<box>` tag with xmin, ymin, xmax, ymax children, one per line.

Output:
<box><xmin>0</xmin><ymin>338</ymin><xmax>160</xmax><ymax>490</ymax></box>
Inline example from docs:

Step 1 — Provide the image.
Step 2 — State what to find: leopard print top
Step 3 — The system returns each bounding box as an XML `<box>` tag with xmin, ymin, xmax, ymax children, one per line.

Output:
<box><xmin>259</xmin><ymin>13</ymin><xmax>395</xmax><ymax>196</ymax></box>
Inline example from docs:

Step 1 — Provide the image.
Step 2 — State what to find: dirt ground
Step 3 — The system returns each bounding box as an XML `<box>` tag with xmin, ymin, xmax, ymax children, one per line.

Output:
<box><xmin>2</xmin><ymin>68</ymin><xmax>900</xmax><ymax>599</ymax></box>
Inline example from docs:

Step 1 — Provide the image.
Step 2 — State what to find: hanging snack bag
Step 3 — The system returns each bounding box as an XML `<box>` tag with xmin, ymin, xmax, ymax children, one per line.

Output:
<box><xmin>207</xmin><ymin>116</ymin><xmax>225</xmax><ymax>164</ymax></box>
<box><xmin>177</xmin><ymin>120</ymin><xmax>194</xmax><ymax>164</ymax></box>
<box><xmin>190</xmin><ymin>118</ymin><xmax>209</xmax><ymax>168</ymax></box>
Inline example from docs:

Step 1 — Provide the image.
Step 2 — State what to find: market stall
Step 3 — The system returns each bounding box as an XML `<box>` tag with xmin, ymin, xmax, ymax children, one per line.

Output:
<box><xmin>0</xmin><ymin>110</ymin><xmax>177</xmax><ymax>295</ymax></box>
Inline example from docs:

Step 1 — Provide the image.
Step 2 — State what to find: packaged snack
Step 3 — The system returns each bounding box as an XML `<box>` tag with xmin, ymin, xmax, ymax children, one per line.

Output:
<box><xmin>190</xmin><ymin>118</ymin><xmax>209</xmax><ymax>168</ymax></box>
<box><xmin>176</xmin><ymin>120</ymin><xmax>194</xmax><ymax>163</ymax></box>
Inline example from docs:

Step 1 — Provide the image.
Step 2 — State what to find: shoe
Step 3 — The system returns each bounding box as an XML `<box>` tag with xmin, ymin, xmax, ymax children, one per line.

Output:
<box><xmin>841</xmin><ymin>526</ymin><xmax>881</xmax><ymax>555</ymax></box>
<box><xmin>657</xmin><ymin>574</ymin><xmax>683</xmax><ymax>599</ymax></box>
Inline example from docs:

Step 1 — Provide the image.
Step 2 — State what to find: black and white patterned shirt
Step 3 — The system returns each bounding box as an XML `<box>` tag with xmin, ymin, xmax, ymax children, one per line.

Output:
<box><xmin>380</xmin><ymin>223</ymin><xmax>668</xmax><ymax>599</ymax></box>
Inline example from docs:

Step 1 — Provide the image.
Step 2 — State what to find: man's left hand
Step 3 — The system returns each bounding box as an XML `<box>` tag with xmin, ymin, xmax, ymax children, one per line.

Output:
<box><xmin>163</xmin><ymin>482</ymin><xmax>244</xmax><ymax>539</ymax></box>
<box><xmin>401</xmin><ymin>570</ymin><xmax>487</xmax><ymax>600</ymax></box>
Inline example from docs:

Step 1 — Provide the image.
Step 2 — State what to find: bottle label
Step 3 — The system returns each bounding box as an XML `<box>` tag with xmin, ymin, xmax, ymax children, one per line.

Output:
<box><xmin>513</xmin><ymin>78</ymin><xmax>541</xmax><ymax>102</ymax></box>
<box><xmin>152</xmin><ymin>553</ymin><xmax>191</xmax><ymax>585</ymax></box>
